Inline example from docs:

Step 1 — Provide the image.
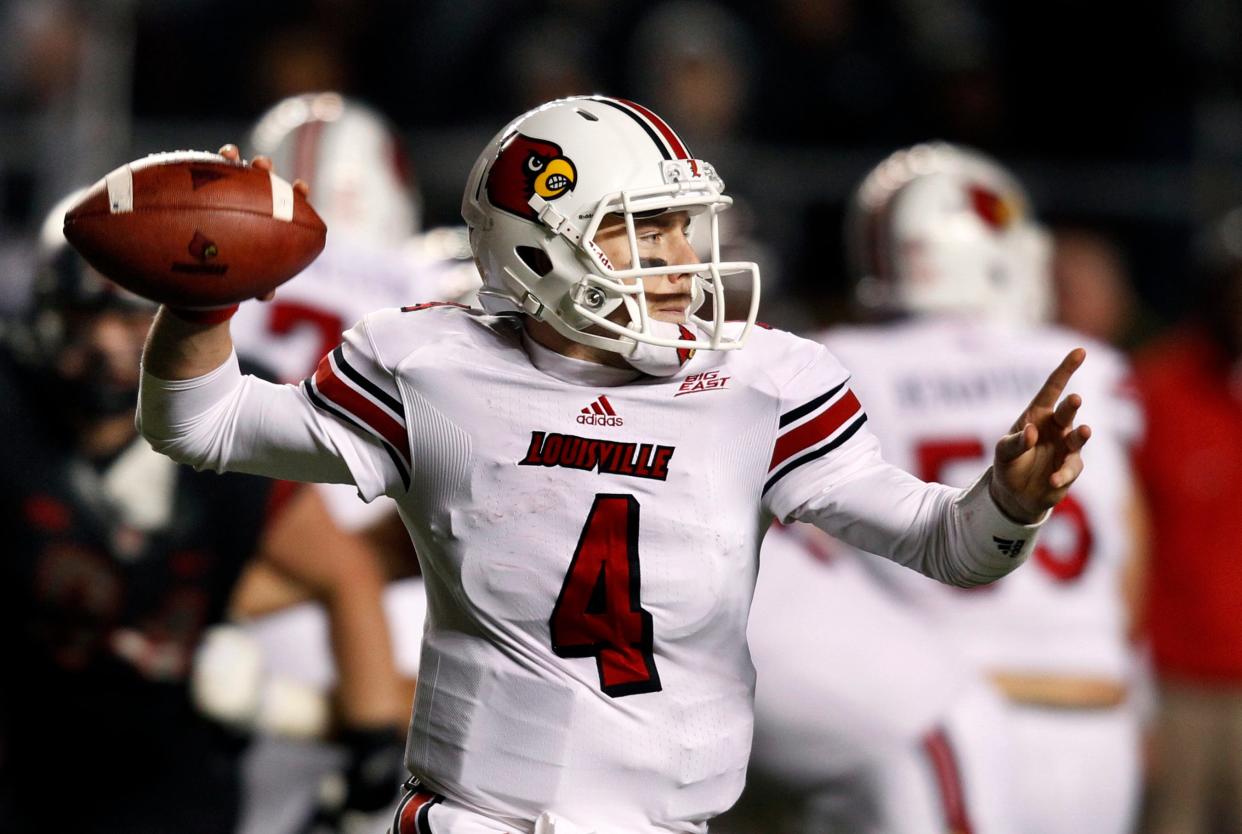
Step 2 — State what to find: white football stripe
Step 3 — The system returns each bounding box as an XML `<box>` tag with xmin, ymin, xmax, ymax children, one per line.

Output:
<box><xmin>106</xmin><ymin>166</ymin><xmax>134</xmax><ymax>214</ymax></box>
<box><xmin>270</xmin><ymin>172</ymin><xmax>294</xmax><ymax>222</ymax></box>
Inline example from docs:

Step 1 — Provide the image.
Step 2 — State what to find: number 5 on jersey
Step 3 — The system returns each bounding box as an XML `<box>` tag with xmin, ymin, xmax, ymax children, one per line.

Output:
<box><xmin>550</xmin><ymin>494</ymin><xmax>662</xmax><ymax>697</ymax></box>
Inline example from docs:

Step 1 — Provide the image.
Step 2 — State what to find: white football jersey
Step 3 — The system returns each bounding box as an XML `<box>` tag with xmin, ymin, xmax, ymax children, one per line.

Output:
<box><xmin>820</xmin><ymin>318</ymin><xmax>1142</xmax><ymax>680</ymax></box>
<box><xmin>231</xmin><ymin>229</ymin><xmax>477</xmax><ymax>530</ymax></box>
<box><xmin>140</xmin><ymin>306</ymin><xmax>1045</xmax><ymax>833</ymax></box>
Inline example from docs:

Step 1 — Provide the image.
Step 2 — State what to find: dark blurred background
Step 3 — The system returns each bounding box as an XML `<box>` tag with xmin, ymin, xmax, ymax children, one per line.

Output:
<box><xmin>2</xmin><ymin>0</ymin><xmax>1240</xmax><ymax>337</ymax></box>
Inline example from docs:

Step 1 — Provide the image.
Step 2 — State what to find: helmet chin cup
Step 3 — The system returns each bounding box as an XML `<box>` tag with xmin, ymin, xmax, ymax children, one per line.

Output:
<box><xmin>463</xmin><ymin>96</ymin><xmax>762</xmax><ymax>357</ymax></box>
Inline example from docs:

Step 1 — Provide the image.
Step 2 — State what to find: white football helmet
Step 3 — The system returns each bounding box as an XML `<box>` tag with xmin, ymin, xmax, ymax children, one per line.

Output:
<box><xmin>461</xmin><ymin>96</ymin><xmax>760</xmax><ymax>358</ymax></box>
<box><xmin>248</xmin><ymin>92</ymin><xmax>420</xmax><ymax>246</ymax></box>
<box><xmin>846</xmin><ymin>142</ymin><xmax>1051</xmax><ymax>324</ymax></box>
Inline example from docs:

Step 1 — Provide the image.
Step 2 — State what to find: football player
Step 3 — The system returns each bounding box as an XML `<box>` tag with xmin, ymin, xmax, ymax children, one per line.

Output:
<box><xmin>730</xmin><ymin>527</ymin><xmax>1019</xmax><ymax>834</ymax></box>
<box><xmin>136</xmin><ymin>96</ymin><xmax>1090</xmax><ymax>834</ymax></box>
<box><xmin>0</xmin><ymin>193</ymin><xmax>404</xmax><ymax>834</ymax></box>
<box><xmin>719</xmin><ymin>517</ymin><xmax>1021</xmax><ymax>834</ymax></box>
<box><xmin>816</xmin><ymin>143</ymin><xmax>1147</xmax><ymax>834</ymax></box>
<box><xmin>226</xmin><ymin>91</ymin><xmax>478</xmax><ymax>834</ymax></box>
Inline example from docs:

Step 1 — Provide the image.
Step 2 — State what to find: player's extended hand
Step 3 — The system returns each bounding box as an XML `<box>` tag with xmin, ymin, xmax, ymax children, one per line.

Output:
<box><xmin>988</xmin><ymin>348</ymin><xmax>1092</xmax><ymax>524</ymax></box>
<box><xmin>217</xmin><ymin>144</ymin><xmax>311</xmax><ymax>302</ymax></box>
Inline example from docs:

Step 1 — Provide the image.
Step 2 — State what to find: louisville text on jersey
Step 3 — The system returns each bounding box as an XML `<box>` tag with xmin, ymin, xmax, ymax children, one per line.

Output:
<box><xmin>520</xmin><ymin>431</ymin><xmax>675</xmax><ymax>481</ymax></box>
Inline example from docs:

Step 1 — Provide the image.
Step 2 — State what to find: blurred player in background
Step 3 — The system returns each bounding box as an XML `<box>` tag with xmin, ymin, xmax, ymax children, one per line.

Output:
<box><xmin>224</xmin><ymin>91</ymin><xmax>479</xmax><ymax>834</ymax></box>
<box><xmin>0</xmin><ymin>194</ymin><xmax>404</xmax><ymax>834</ymax></box>
<box><xmin>721</xmin><ymin>521</ymin><xmax>1019</xmax><ymax>834</ymax></box>
<box><xmin>818</xmin><ymin>143</ymin><xmax>1148</xmax><ymax>834</ymax></box>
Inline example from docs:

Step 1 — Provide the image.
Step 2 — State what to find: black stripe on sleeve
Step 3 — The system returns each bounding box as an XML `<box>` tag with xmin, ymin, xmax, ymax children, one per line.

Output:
<box><xmin>592</xmin><ymin>98</ymin><xmax>673</xmax><ymax>161</ymax></box>
<box><xmin>762</xmin><ymin>414</ymin><xmax>868</xmax><ymax>496</ymax></box>
<box><xmin>303</xmin><ymin>380</ymin><xmax>411</xmax><ymax>491</ymax></box>
<box><xmin>779</xmin><ymin>380</ymin><xmax>848</xmax><ymax>428</ymax></box>
<box><xmin>332</xmin><ymin>345</ymin><xmax>404</xmax><ymax>416</ymax></box>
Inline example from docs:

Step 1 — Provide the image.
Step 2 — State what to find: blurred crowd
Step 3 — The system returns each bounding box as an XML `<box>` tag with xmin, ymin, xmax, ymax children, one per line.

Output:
<box><xmin>6</xmin><ymin>0</ymin><xmax>1242</xmax><ymax>324</ymax></box>
<box><xmin>3</xmin><ymin>1</ymin><xmax>1242</xmax><ymax>834</ymax></box>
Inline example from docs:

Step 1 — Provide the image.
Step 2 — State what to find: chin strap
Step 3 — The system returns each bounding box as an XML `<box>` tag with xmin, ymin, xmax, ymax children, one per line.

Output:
<box><xmin>528</xmin><ymin>194</ymin><xmax>582</xmax><ymax>243</ymax></box>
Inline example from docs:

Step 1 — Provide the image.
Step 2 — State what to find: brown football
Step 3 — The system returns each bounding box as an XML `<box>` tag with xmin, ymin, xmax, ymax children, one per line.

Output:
<box><xmin>63</xmin><ymin>151</ymin><xmax>326</xmax><ymax>308</ymax></box>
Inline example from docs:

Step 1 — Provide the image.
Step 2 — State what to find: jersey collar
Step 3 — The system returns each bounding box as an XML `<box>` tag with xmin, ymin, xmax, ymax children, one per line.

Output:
<box><xmin>521</xmin><ymin>330</ymin><xmax>644</xmax><ymax>387</ymax></box>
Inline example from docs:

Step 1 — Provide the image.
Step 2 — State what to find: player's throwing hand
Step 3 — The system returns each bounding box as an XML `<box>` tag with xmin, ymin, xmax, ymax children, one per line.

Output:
<box><xmin>216</xmin><ymin>143</ymin><xmax>309</xmax><ymax>302</ymax></box>
<box><xmin>989</xmin><ymin>348</ymin><xmax>1092</xmax><ymax>523</ymax></box>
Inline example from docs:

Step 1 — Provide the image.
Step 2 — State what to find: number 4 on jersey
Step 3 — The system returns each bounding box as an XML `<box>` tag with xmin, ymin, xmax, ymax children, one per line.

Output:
<box><xmin>550</xmin><ymin>494</ymin><xmax>662</xmax><ymax>697</ymax></box>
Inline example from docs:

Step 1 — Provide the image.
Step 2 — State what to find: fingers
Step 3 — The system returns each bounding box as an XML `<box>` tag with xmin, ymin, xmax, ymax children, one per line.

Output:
<box><xmin>996</xmin><ymin>423</ymin><xmax>1036</xmax><ymax>464</ymax></box>
<box><xmin>1029</xmin><ymin>348</ymin><xmax>1087</xmax><ymax>410</ymax></box>
<box><xmin>1053</xmin><ymin>392</ymin><xmax>1082</xmax><ymax>428</ymax></box>
<box><xmin>1065</xmin><ymin>423</ymin><xmax>1091</xmax><ymax>453</ymax></box>
<box><xmin>214</xmin><ymin>145</ymin><xmax>274</xmax><ymax>173</ymax></box>
<box><xmin>213</xmin><ymin>145</ymin><xmax>306</xmax><ymax>208</ymax></box>
<box><xmin>1050</xmin><ymin>447</ymin><xmax>1085</xmax><ymax>489</ymax></box>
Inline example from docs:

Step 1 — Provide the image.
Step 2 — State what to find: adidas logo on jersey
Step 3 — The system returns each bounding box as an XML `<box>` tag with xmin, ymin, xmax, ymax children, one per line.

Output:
<box><xmin>577</xmin><ymin>395</ymin><xmax>624</xmax><ymax>427</ymax></box>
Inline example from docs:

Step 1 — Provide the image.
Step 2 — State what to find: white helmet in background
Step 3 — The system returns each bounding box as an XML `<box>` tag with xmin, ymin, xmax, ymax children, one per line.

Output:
<box><xmin>248</xmin><ymin>92</ymin><xmax>420</xmax><ymax>246</ymax></box>
<box><xmin>846</xmin><ymin>142</ymin><xmax>1051</xmax><ymax>325</ymax></box>
<box><xmin>461</xmin><ymin>95</ymin><xmax>760</xmax><ymax>359</ymax></box>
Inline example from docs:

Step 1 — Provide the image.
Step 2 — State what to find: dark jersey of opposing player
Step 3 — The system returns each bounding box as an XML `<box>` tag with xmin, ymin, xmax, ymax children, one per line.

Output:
<box><xmin>0</xmin><ymin>355</ymin><xmax>274</xmax><ymax>834</ymax></box>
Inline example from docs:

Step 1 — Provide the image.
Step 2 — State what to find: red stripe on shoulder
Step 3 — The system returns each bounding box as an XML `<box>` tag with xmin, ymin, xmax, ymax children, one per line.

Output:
<box><xmin>313</xmin><ymin>356</ymin><xmax>410</xmax><ymax>465</ymax></box>
<box><xmin>770</xmin><ymin>390</ymin><xmax>862</xmax><ymax>470</ymax></box>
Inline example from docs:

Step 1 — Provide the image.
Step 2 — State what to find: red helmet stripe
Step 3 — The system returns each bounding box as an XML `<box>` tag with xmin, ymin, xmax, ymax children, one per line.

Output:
<box><xmin>614</xmin><ymin>98</ymin><xmax>690</xmax><ymax>160</ymax></box>
<box><xmin>592</xmin><ymin>97</ymin><xmax>687</xmax><ymax>162</ymax></box>
<box><xmin>292</xmin><ymin>119</ymin><xmax>325</xmax><ymax>187</ymax></box>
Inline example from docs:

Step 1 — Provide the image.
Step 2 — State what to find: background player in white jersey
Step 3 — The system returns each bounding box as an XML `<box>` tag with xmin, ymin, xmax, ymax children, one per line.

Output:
<box><xmin>135</xmin><ymin>96</ymin><xmax>1091</xmax><ymax>834</ymax></box>
<box><xmin>218</xmin><ymin>92</ymin><xmax>481</xmax><ymax>834</ymax></box>
<box><xmin>720</xmin><ymin>520</ymin><xmax>1019</xmax><ymax>834</ymax></box>
<box><xmin>820</xmin><ymin>143</ymin><xmax>1148</xmax><ymax>834</ymax></box>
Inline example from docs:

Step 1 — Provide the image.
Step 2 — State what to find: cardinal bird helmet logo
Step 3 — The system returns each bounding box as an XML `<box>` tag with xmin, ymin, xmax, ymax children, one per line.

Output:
<box><xmin>485</xmin><ymin>133</ymin><xmax>577</xmax><ymax>222</ymax></box>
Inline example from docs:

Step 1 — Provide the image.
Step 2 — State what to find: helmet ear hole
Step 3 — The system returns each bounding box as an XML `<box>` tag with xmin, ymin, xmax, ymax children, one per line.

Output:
<box><xmin>516</xmin><ymin>246</ymin><xmax>554</xmax><ymax>277</ymax></box>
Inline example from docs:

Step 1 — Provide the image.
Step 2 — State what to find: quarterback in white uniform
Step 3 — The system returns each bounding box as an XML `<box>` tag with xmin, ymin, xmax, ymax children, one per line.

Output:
<box><xmin>136</xmin><ymin>98</ymin><xmax>1091</xmax><ymax>834</ymax></box>
<box><xmin>824</xmin><ymin>144</ymin><xmax>1145</xmax><ymax>834</ymax></box>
